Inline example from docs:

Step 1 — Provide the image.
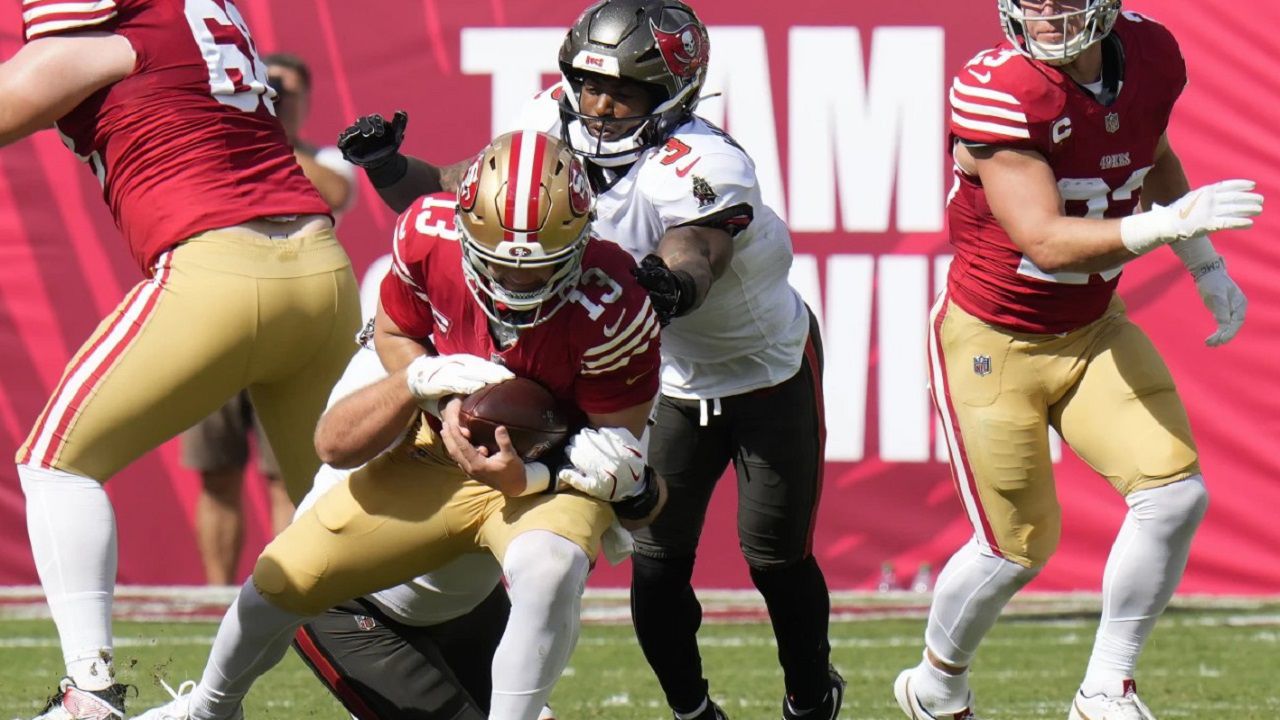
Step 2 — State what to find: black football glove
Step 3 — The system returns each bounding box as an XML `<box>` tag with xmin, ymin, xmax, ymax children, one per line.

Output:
<box><xmin>631</xmin><ymin>253</ymin><xmax>697</xmax><ymax>325</ymax></box>
<box><xmin>338</xmin><ymin>111</ymin><xmax>409</xmax><ymax>186</ymax></box>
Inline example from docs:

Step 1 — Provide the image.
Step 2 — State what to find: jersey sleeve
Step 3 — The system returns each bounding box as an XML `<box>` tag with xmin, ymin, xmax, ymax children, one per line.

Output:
<box><xmin>949</xmin><ymin>48</ymin><xmax>1060</xmax><ymax>154</ymax></box>
<box><xmin>498</xmin><ymin>84</ymin><xmax>564</xmax><ymax>135</ymax></box>
<box><xmin>379</xmin><ymin>201</ymin><xmax>451</xmax><ymax>339</ymax></box>
<box><xmin>22</xmin><ymin>0</ymin><xmax>119</xmax><ymax>40</ymax></box>
<box><xmin>573</xmin><ymin>247</ymin><xmax>662</xmax><ymax>415</ymax></box>
<box><xmin>648</xmin><ymin>149</ymin><xmax>758</xmax><ymax>237</ymax></box>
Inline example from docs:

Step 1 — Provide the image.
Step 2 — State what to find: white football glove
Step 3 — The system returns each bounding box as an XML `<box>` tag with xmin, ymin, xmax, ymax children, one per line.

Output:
<box><xmin>1121</xmin><ymin>180</ymin><xmax>1264</xmax><ymax>254</ymax></box>
<box><xmin>405</xmin><ymin>354</ymin><xmax>513</xmax><ymax>406</ymax></box>
<box><xmin>555</xmin><ymin>427</ymin><xmax>647</xmax><ymax>501</ymax></box>
<box><xmin>1192</xmin><ymin>258</ymin><xmax>1247</xmax><ymax>346</ymax></box>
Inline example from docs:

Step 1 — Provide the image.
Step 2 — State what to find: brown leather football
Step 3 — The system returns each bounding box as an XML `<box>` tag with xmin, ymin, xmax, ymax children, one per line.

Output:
<box><xmin>459</xmin><ymin>378</ymin><xmax>570</xmax><ymax>462</ymax></box>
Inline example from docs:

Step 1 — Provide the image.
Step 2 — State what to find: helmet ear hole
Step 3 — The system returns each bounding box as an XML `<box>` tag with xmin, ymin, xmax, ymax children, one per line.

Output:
<box><xmin>456</xmin><ymin>130</ymin><xmax>594</xmax><ymax>329</ymax></box>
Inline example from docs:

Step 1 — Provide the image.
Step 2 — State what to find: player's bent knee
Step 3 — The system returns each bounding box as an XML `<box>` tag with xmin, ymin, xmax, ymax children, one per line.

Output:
<box><xmin>252</xmin><ymin>548</ymin><xmax>331</xmax><ymax>616</ymax></box>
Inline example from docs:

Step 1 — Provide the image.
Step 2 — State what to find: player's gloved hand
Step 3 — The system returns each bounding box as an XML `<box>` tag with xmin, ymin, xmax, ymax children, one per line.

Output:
<box><xmin>631</xmin><ymin>254</ymin><xmax>697</xmax><ymax>325</ymax></box>
<box><xmin>1190</xmin><ymin>257</ymin><xmax>1247</xmax><ymax>346</ymax></box>
<box><xmin>555</xmin><ymin>427</ymin><xmax>647</xmax><ymax>501</ymax></box>
<box><xmin>1121</xmin><ymin>180</ymin><xmax>1264</xmax><ymax>254</ymax></box>
<box><xmin>338</xmin><ymin>111</ymin><xmax>408</xmax><ymax>169</ymax></box>
<box><xmin>1170</xmin><ymin>234</ymin><xmax>1247</xmax><ymax>346</ymax></box>
<box><xmin>405</xmin><ymin>354</ymin><xmax>513</xmax><ymax>411</ymax></box>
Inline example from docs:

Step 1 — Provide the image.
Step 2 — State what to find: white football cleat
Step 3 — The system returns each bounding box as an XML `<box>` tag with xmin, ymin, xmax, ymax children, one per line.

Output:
<box><xmin>1069</xmin><ymin>680</ymin><xmax>1157</xmax><ymax>720</ymax></box>
<box><xmin>131</xmin><ymin>680</ymin><xmax>243</xmax><ymax>720</ymax></box>
<box><xmin>28</xmin><ymin>678</ymin><xmax>127</xmax><ymax>720</ymax></box>
<box><xmin>894</xmin><ymin>668</ymin><xmax>978</xmax><ymax>720</ymax></box>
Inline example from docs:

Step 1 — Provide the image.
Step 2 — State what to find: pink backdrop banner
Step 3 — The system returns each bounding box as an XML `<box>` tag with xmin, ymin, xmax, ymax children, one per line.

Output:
<box><xmin>1</xmin><ymin>1</ymin><xmax>1277</xmax><ymax>593</ymax></box>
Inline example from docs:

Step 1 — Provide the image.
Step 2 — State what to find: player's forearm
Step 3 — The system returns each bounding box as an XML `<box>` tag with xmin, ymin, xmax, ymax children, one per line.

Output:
<box><xmin>314</xmin><ymin>371</ymin><xmax>417</xmax><ymax>468</ymax></box>
<box><xmin>1012</xmin><ymin>216</ymin><xmax>1134</xmax><ymax>274</ymax></box>
<box><xmin>372</xmin><ymin>156</ymin><xmax>470</xmax><ymax>213</ymax></box>
<box><xmin>658</xmin><ymin>225</ymin><xmax>731</xmax><ymax>313</ymax></box>
<box><xmin>1141</xmin><ymin>147</ymin><xmax>1192</xmax><ymax>209</ymax></box>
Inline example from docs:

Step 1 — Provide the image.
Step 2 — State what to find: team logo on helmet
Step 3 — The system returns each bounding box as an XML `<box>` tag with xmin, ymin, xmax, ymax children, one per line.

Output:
<box><xmin>458</xmin><ymin>155</ymin><xmax>483</xmax><ymax>211</ymax></box>
<box><xmin>509</xmin><ymin>245</ymin><xmax>533</xmax><ymax>257</ymax></box>
<box><xmin>568</xmin><ymin>158</ymin><xmax>591</xmax><ymax>216</ymax></box>
<box><xmin>650</xmin><ymin>20</ymin><xmax>707</xmax><ymax>80</ymax></box>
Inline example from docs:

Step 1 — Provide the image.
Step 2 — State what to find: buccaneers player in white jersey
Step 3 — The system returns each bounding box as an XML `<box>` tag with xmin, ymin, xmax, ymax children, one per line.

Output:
<box><xmin>894</xmin><ymin>2</ymin><xmax>1263</xmax><ymax>720</ymax></box>
<box><xmin>338</xmin><ymin>3</ymin><xmax>841</xmax><ymax>720</ymax></box>
<box><xmin>134</xmin><ymin>131</ymin><xmax>665</xmax><ymax>720</ymax></box>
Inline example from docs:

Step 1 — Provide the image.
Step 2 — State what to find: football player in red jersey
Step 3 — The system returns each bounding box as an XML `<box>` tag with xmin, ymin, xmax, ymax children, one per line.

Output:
<box><xmin>2</xmin><ymin>2</ymin><xmax>360</xmax><ymax>718</ymax></box>
<box><xmin>894</xmin><ymin>2</ymin><xmax>1263</xmax><ymax>720</ymax></box>
<box><xmin>133</xmin><ymin>131</ymin><xmax>666</xmax><ymax>720</ymax></box>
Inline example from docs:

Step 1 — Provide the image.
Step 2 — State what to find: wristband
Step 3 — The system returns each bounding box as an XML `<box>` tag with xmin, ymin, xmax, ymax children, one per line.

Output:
<box><xmin>671</xmin><ymin>269</ymin><xmax>698</xmax><ymax>318</ymax></box>
<box><xmin>1118</xmin><ymin>208</ymin><xmax>1176</xmax><ymax>256</ymax></box>
<box><xmin>518</xmin><ymin>462</ymin><xmax>551</xmax><ymax>497</ymax></box>
<box><xmin>1170</xmin><ymin>234</ymin><xmax>1220</xmax><ymax>273</ymax></box>
<box><xmin>366</xmin><ymin>153</ymin><xmax>409</xmax><ymax>188</ymax></box>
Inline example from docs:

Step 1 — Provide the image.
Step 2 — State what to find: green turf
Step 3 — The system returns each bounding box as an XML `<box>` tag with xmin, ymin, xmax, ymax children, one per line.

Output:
<box><xmin>2</xmin><ymin>607</ymin><xmax>1277</xmax><ymax>718</ymax></box>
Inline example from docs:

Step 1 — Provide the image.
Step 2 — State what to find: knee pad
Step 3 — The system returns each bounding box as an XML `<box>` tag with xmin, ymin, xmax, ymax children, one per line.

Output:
<box><xmin>252</xmin><ymin>547</ymin><xmax>329</xmax><ymax>616</ymax></box>
<box><xmin>503</xmin><ymin>531</ymin><xmax>590</xmax><ymax>608</ymax></box>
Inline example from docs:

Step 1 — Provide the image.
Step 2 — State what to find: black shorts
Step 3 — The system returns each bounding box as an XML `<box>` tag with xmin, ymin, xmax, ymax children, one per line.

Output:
<box><xmin>292</xmin><ymin>585</ymin><xmax>509</xmax><ymax>720</ymax></box>
<box><xmin>633</xmin><ymin>309</ymin><xmax>825</xmax><ymax>569</ymax></box>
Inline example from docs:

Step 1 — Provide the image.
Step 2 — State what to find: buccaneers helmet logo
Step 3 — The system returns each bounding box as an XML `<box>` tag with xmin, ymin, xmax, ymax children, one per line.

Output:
<box><xmin>650</xmin><ymin>20</ymin><xmax>707</xmax><ymax>80</ymax></box>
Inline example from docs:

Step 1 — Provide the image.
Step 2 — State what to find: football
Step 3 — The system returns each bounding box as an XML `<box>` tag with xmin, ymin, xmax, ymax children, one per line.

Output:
<box><xmin>459</xmin><ymin>378</ymin><xmax>570</xmax><ymax>462</ymax></box>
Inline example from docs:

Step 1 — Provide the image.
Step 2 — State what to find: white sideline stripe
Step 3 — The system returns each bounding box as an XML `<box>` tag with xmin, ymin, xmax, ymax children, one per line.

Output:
<box><xmin>0</xmin><ymin>636</ymin><xmax>213</xmax><ymax>649</ymax></box>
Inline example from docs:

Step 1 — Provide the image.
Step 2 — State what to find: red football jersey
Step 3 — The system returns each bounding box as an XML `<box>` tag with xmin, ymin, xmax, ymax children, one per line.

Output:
<box><xmin>23</xmin><ymin>0</ymin><xmax>329</xmax><ymax>273</ymax></box>
<box><xmin>380</xmin><ymin>194</ymin><xmax>661</xmax><ymax>416</ymax></box>
<box><xmin>945</xmin><ymin>13</ymin><xmax>1186</xmax><ymax>333</ymax></box>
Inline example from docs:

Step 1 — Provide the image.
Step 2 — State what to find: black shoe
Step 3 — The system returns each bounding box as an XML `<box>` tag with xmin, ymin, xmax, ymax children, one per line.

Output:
<box><xmin>675</xmin><ymin>698</ymin><xmax>730</xmax><ymax>720</ymax></box>
<box><xmin>783</xmin><ymin>666</ymin><xmax>846</xmax><ymax>720</ymax></box>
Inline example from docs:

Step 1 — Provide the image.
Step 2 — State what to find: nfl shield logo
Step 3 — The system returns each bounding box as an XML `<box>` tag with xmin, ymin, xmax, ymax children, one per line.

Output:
<box><xmin>354</xmin><ymin>614</ymin><xmax>377</xmax><ymax>631</ymax></box>
<box><xmin>1105</xmin><ymin>112</ymin><xmax>1120</xmax><ymax>133</ymax></box>
<box><xmin>973</xmin><ymin>355</ymin><xmax>992</xmax><ymax>377</ymax></box>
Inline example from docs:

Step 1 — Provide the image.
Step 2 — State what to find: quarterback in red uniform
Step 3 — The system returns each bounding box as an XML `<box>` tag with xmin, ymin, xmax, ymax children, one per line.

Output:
<box><xmin>895</xmin><ymin>2</ymin><xmax>1263</xmax><ymax>720</ymax></box>
<box><xmin>133</xmin><ymin>131</ymin><xmax>665</xmax><ymax>720</ymax></box>
<box><xmin>3</xmin><ymin>1</ymin><xmax>360</xmax><ymax>718</ymax></box>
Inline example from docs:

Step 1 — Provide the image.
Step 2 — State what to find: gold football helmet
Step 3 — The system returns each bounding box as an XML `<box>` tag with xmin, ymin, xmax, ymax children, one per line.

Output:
<box><xmin>457</xmin><ymin>130</ymin><xmax>595</xmax><ymax>328</ymax></box>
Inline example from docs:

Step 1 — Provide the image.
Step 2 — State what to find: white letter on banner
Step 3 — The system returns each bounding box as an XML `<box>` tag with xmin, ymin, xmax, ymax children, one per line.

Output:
<box><xmin>788</xmin><ymin>27</ymin><xmax>945</xmax><ymax>233</ymax></box>
<box><xmin>790</xmin><ymin>254</ymin><xmax>873</xmax><ymax>461</ymax></box>
<box><xmin>698</xmin><ymin>27</ymin><xmax>788</xmax><ymax>220</ymax></box>
<box><xmin>878</xmin><ymin>255</ymin><xmax>931</xmax><ymax>461</ymax></box>
<box><xmin>460</xmin><ymin>29</ymin><xmax>563</xmax><ymax>134</ymax></box>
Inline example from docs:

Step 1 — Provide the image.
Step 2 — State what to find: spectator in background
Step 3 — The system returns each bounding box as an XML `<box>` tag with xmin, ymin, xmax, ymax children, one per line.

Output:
<box><xmin>181</xmin><ymin>52</ymin><xmax>357</xmax><ymax>586</ymax></box>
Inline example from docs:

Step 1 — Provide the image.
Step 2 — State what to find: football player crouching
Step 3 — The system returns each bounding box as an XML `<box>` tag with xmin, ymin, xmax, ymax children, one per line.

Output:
<box><xmin>134</xmin><ymin>131</ymin><xmax>666</xmax><ymax>720</ymax></box>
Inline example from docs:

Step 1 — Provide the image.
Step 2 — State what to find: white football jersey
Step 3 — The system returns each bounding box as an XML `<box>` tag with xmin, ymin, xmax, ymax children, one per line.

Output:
<box><xmin>507</xmin><ymin>86</ymin><xmax>809</xmax><ymax>400</ymax></box>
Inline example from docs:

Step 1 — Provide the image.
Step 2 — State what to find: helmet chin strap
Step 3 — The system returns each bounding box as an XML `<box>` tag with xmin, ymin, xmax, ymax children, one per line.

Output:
<box><xmin>565</xmin><ymin>119</ymin><xmax>648</xmax><ymax>167</ymax></box>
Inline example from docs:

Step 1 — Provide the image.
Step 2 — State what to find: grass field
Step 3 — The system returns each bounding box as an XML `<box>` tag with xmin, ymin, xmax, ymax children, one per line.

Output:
<box><xmin>1</xmin><ymin>593</ymin><xmax>1277</xmax><ymax>719</ymax></box>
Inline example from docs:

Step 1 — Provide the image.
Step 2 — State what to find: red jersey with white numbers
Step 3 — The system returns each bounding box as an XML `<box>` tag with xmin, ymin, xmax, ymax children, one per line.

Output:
<box><xmin>22</xmin><ymin>0</ymin><xmax>329</xmax><ymax>273</ymax></box>
<box><xmin>946</xmin><ymin>13</ymin><xmax>1186</xmax><ymax>333</ymax></box>
<box><xmin>380</xmin><ymin>194</ymin><xmax>661</xmax><ymax>415</ymax></box>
